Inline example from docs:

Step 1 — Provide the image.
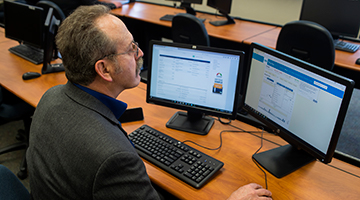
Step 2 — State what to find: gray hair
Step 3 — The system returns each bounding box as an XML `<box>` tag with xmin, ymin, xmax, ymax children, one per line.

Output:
<box><xmin>55</xmin><ymin>5</ymin><xmax>118</xmax><ymax>85</ymax></box>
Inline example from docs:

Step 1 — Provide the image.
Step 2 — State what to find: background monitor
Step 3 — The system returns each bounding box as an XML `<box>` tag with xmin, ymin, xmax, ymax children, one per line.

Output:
<box><xmin>207</xmin><ymin>0</ymin><xmax>235</xmax><ymax>26</ymax></box>
<box><xmin>41</xmin><ymin>7</ymin><xmax>64</xmax><ymax>74</ymax></box>
<box><xmin>300</xmin><ymin>0</ymin><xmax>360</xmax><ymax>39</ymax></box>
<box><xmin>166</xmin><ymin>0</ymin><xmax>203</xmax><ymax>15</ymax></box>
<box><xmin>147</xmin><ymin>40</ymin><xmax>244</xmax><ymax>135</ymax></box>
<box><xmin>4</xmin><ymin>1</ymin><xmax>44</xmax><ymax>49</ymax></box>
<box><xmin>243</xmin><ymin>43</ymin><xmax>354</xmax><ymax>178</ymax></box>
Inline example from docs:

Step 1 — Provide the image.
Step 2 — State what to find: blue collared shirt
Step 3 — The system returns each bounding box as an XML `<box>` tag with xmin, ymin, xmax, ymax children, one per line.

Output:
<box><xmin>74</xmin><ymin>83</ymin><xmax>127</xmax><ymax>122</ymax></box>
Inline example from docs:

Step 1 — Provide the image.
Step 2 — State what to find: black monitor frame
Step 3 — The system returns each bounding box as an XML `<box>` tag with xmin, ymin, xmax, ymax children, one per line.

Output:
<box><xmin>147</xmin><ymin>40</ymin><xmax>244</xmax><ymax>135</ymax></box>
<box><xmin>41</xmin><ymin>7</ymin><xmax>64</xmax><ymax>74</ymax></box>
<box><xmin>243</xmin><ymin>43</ymin><xmax>354</xmax><ymax>178</ymax></box>
<box><xmin>300</xmin><ymin>0</ymin><xmax>360</xmax><ymax>39</ymax></box>
<box><xmin>166</xmin><ymin>0</ymin><xmax>202</xmax><ymax>15</ymax></box>
<box><xmin>4</xmin><ymin>0</ymin><xmax>44</xmax><ymax>49</ymax></box>
<box><xmin>207</xmin><ymin>0</ymin><xmax>235</xmax><ymax>26</ymax></box>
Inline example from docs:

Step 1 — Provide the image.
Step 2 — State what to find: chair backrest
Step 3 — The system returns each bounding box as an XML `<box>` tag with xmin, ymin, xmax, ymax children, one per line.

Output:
<box><xmin>172</xmin><ymin>13</ymin><xmax>210</xmax><ymax>46</ymax></box>
<box><xmin>276</xmin><ymin>20</ymin><xmax>335</xmax><ymax>71</ymax></box>
<box><xmin>0</xmin><ymin>165</ymin><xmax>30</xmax><ymax>200</ymax></box>
<box><xmin>36</xmin><ymin>0</ymin><xmax>65</xmax><ymax>22</ymax></box>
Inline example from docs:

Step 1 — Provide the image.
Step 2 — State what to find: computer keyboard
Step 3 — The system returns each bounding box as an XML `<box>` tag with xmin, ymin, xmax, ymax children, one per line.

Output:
<box><xmin>8</xmin><ymin>44</ymin><xmax>44</xmax><ymax>64</ymax></box>
<box><xmin>334</xmin><ymin>40</ymin><xmax>359</xmax><ymax>53</ymax></box>
<box><xmin>128</xmin><ymin>125</ymin><xmax>224</xmax><ymax>188</ymax></box>
<box><xmin>160</xmin><ymin>14</ymin><xmax>175</xmax><ymax>21</ymax></box>
<box><xmin>160</xmin><ymin>14</ymin><xmax>206</xmax><ymax>23</ymax></box>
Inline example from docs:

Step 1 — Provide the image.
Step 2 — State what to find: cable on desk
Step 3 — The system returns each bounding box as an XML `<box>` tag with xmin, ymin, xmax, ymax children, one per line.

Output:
<box><xmin>182</xmin><ymin>129</ymin><xmax>241</xmax><ymax>151</ymax></box>
<box><xmin>250</xmin><ymin>127</ymin><xmax>269</xmax><ymax>189</ymax></box>
<box><xmin>218</xmin><ymin>117</ymin><xmax>231</xmax><ymax>125</ymax></box>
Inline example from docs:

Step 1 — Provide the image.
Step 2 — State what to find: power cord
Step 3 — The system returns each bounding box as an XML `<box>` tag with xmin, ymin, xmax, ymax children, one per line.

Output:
<box><xmin>250</xmin><ymin>127</ymin><xmax>269</xmax><ymax>189</ymax></box>
<box><xmin>182</xmin><ymin>118</ymin><xmax>269</xmax><ymax>189</ymax></box>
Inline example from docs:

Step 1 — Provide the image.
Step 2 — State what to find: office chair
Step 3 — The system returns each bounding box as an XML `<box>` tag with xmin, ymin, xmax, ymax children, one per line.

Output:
<box><xmin>36</xmin><ymin>0</ymin><xmax>65</xmax><ymax>22</ymax></box>
<box><xmin>172</xmin><ymin>13</ymin><xmax>210</xmax><ymax>46</ymax></box>
<box><xmin>0</xmin><ymin>164</ymin><xmax>30</xmax><ymax>200</ymax></box>
<box><xmin>0</xmin><ymin>86</ymin><xmax>34</xmax><ymax>179</ymax></box>
<box><xmin>276</xmin><ymin>20</ymin><xmax>335</xmax><ymax>71</ymax></box>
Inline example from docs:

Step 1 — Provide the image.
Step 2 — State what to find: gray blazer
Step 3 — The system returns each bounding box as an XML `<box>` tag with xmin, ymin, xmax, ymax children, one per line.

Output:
<box><xmin>27</xmin><ymin>82</ymin><xmax>160</xmax><ymax>200</ymax></box>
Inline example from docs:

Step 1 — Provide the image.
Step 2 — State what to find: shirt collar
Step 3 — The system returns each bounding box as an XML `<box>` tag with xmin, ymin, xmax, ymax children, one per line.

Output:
<box><xmin>74</xmin><ymin>83</ymin><xmax>127</xmax><ymax>120</ymax></box>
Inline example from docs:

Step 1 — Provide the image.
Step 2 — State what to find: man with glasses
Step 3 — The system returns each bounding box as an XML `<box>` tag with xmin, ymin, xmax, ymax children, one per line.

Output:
<box><xmin>27</xmin><ymin>5</ymin><xmax>272</xmax><ymax>200</ymax></box>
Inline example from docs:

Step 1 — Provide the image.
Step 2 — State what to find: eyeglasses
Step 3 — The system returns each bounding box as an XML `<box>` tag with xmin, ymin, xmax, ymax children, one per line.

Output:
<box><xmin>101</xmin><ymin>41</ymin><xmax>139</xmax><ymax>61</ymax></box>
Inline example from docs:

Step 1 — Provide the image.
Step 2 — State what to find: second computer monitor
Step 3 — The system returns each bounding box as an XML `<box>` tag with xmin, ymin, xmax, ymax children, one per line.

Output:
<box><xmin>243</xmin><ymin>43</ymin><xmax>354</xmax><ymax>178</ymax></box>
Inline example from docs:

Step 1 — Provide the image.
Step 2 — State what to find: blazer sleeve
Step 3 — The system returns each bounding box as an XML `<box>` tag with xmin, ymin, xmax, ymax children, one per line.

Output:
<box><xmin>92</xmin><ymin>151</ymin><xmax>161</xmax><ymax>200</ymax></box>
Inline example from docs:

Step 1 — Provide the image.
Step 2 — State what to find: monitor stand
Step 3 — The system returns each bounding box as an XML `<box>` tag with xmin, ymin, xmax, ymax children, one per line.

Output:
<box><xmin>166</xmin><ymin>111</ymin><xmax>214</xmax><ymax>135</ymax></box>
<box><xmin>253</xmin><ymin>144</ymin><xmax>315</xmax><ymax>178</ymax></box>
<box><xmin>209</xmin><ymin>14</ymin><xmax>235</xmax><ymax>26</ymax></box>
<box><xmin>42</xmin><ymin>63</ymin><xmax>65</xmax><ymax>74</ymax></box>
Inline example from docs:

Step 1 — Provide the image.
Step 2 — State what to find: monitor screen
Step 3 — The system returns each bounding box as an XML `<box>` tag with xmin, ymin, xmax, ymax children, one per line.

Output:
<box><xmin>206</xmin><ymin>0</ymin><xmax>235</xmax><ymax>26</ymax></box>
<box><xmin>4</xmin><ymin>0</ymin><xmax>45</xmax><ymax>49</ymax></box>
<box><xmin>147</xmin><ymin>40</ymin><xmax>244</xmax><ymax>135</ymax></box>
<box><xmin>300</xmin><ymin>0</ymin><xmax>360</xmax><ymax>39</ymax></box>
<box><xmin>243</xmin><ymin>43</ymin><xmax>354</xmax><ymax>178</ymax></box>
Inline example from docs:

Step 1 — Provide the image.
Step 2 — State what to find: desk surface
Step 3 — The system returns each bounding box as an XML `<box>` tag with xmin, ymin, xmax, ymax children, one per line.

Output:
<box><xmin>243</xmin><ymin>27</ymin><xmax>360</xmax><ymax>72</ymax></box>
<box><xmin>112</xmin><ymin>2</ymin><xmax>360</xmax><ymax>72</ymax></box>
<box><xmin>111</xmin><ymin>2</ymin><xmax>277</xmax><ymax>44</ymax></box>
<box><xmin>1</xmin><ymin>28</ymin><xmax>360</xmax><ymax>199</ymax></box>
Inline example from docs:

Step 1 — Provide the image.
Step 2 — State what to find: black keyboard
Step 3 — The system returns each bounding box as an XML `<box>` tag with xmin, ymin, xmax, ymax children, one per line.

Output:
<box><xmin>334</xmin><ymin>40</ymin><xmax>359</xmax><ymax>53</ymax></box>
<box><xmin>9</xmin><ymin>44</ymin><xmax>44</xmax><ymax>64</ymax></box>
<box><xmin>129</xmin><ymin>125</ymin><xmax>224</xmax><ymax>188</ymax></box>
<box><xmin>160</xmin><ymin>14</ymin><xmax>175</xmax><ymax>21</ymax></box>
<box><xmin>160</xmin><ymin>14</ymin><xmax>206</xmax><ymax>23</ymax></box>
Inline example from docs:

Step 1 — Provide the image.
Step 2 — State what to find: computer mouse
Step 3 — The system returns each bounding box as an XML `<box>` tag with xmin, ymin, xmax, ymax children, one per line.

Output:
<box><xmin>356</xmin><ymin>58</ymin><xmax>360</xmax><ymax>65</ymax></box>
<box><xmin>22</xmin><ymin>72</ymin><xmax>41</xmax><ymax>80</ymax></box>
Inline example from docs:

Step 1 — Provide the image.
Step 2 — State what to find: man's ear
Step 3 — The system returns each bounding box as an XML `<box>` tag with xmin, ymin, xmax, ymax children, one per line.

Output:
<box><xmin>95</xmin><ymin>60</ymin><xmax>113</xmax><ymax>82</ymax></box>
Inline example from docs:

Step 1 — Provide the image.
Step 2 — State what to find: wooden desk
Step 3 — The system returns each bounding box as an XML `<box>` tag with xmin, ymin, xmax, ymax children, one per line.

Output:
<box><xmin>112</xmin><ymin>2</ymin><xmax>360</xmax><ymax>73</ymax></box>
<box><xmin>244</xmin><ymin>27</ymin><xmax>360</xmax><ymax>72</ymax></box>
<box><xmin>0</xmin><ymin>35</ymin><xmax>66</xmax><ymax>107</ymax></box>
<box><xmin>1</xmin><ymin>28</ymin><xmax>360</xmax><ymax>200</ymax></box>
<box><xmin>110</xmin><ymin>2</ymin><xmax>277</xmax><ymax>44</ymax></box>
<box><xmin>120</xmin><ymin>83</ymin><xmax>360</xmax><ymax>199</ymax></box>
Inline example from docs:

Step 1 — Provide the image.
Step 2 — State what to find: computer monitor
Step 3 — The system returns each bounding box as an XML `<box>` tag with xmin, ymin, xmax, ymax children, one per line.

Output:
<box><xmin>166</xmin><ymin>0</ymin><xmax>202</xmax><ymax>15</ymax></box>
<box><xmin>4</xmin><ymin>0</ymin><xmax>44</xmax><ymax>48</ymax></box>
<box><xmin>300</xmin><ymin>0</ymin><xmax>360</xmax><ymax>39</ymax></box>
<box><xmin>147</xmin><ymin>40</ymin><xmax>244</xmax><ymax>135</ymax></box>
<box><xmin>243</xmin><ymin>43</ymin><xmax>354</xmax><ymax>178</ymax></box>
<box><xmin>41</xmin><ymin>7</ymin><xmax>64</xmax><ymax>74</ymax></box>
<box><xmin>207</xmin><ymin>0</ymin><xmax>235</xmax><ymax>26</ymax></box>
<box><xmin>4</xmin><ymin>0</ymin><xmax>45</xmax><ymax>64</ymax></box>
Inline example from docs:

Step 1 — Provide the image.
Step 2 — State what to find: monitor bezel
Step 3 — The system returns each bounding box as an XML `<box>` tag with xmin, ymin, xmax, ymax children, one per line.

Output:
<box><xmin>146</xmin><ymin>40</ymin><xmax>245</xmax><ymax>121</ymax></box>
<box><xmin>243</xmin><ymin>43</ymin><xmax>354</xmax><ymax>164</ymax></box>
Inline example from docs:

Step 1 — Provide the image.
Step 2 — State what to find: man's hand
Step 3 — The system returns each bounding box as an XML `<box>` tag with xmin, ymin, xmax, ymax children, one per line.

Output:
<box><xmin>227</xmin><ymin>183</ymin><xmax>272</xmax><ymax>200</ymax></box>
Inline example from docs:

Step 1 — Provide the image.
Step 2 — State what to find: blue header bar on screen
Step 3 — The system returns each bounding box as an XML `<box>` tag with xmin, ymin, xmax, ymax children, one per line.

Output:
<box><xmin>252</xmin><ymin>53</ymin><xmax>344</xmax><ymax>99</ymax></box>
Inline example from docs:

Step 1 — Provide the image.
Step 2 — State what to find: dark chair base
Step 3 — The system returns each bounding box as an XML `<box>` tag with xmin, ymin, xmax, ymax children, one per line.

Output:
<box><xmin>0</xmin><ymin>129</ymin><xmax>28</xmax><ymax>180</ymax></box>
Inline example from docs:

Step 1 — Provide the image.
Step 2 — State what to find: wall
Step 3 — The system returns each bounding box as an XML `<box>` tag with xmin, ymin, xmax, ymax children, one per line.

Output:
<box><xmin>141</xmin><ymin>0</ymin><xmax>303</xmax><ymax>25</ymax></box>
